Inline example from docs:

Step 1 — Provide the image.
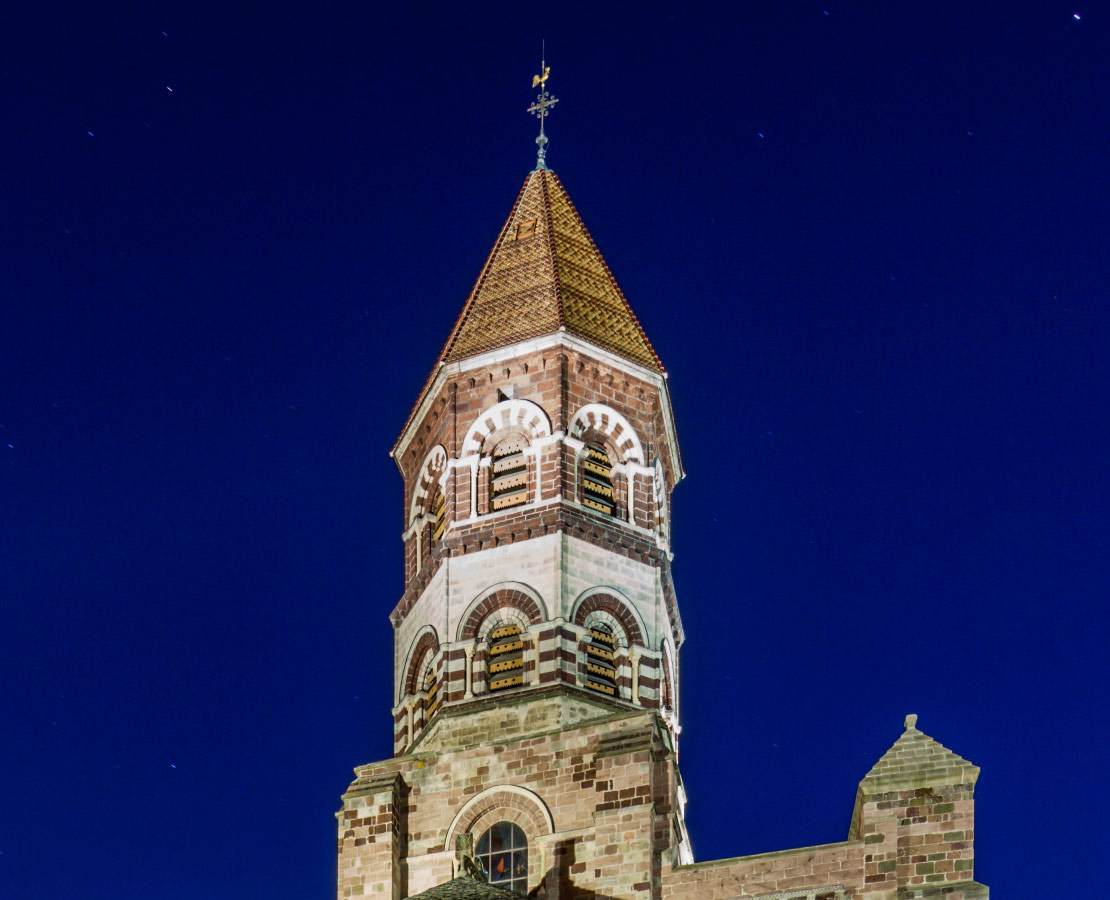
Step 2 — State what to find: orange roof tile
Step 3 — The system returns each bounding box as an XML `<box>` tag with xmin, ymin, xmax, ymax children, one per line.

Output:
<box><xmin>441</xmin><ymin>169</ymin><xmax>662</xmax><ymax>372</ymax></box>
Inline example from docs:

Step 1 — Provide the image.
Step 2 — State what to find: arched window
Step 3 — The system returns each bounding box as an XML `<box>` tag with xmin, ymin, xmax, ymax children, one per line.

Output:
<box><xmin>423</xmin><ymin>660</ymin><xmax>439</xmax><ymax>719</ymax></box>
<box><xmin>431</xmin><ymin>488</ymin><xmax>446</xmax><ymax>543</ymax></box>
<box><xmin>662</xmin><ymin>657</ymin><xmax>674</xmax><ymax>712</ymax></box>
<box><xmin>653</xmin><ymin>458</ymin><xmax>668</xmax><ymax>539</ymax></box>
<box><xmin>490</xmin><ymin>437</ymin><xmax>528</xmax><ymax>511</ymax></box>
<box><xmin>476</xmin><ymin>822</ymin><xmax>528</xmax><ymax>892</ymax></box>
<box><xmin>581</xmin><ymin>445</ymin><xmax>615</xmax><ymax>516</ymax></box>
<box><xmin>487</xmin><ymin>623</ymin><xmax>524</xmax><ymax>691</ymax></box>
<box><xmin>584</xmin><ymin>622</ymin><xmax>618</xmax><ymax>696</ymax></box>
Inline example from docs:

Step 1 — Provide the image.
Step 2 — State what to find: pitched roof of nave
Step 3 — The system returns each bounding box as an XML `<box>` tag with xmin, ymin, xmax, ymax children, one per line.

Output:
<box><xmin>860</xmin><ymin>714</ymin><xmax>980</xmax><ymax>791</ymax></box>
<box><xmin>438</xmin><ymin>168</ymin><xmax>663</xmax><ymax>374</ymax></box>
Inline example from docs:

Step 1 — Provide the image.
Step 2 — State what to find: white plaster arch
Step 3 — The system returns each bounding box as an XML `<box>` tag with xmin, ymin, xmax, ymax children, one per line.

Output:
<box><xmin>568</xmin><ymin>402</ymin><xmax>645</xmax><ymax>466</ymax></box>
<box><xmin>455</xmin><ymin>581</ymin><xmax>549</xmax><ymax>642</ymax></box>
<box><xmin>460</xmin><ymin>399</ymin><xmax>552</xmax><ymax>458</ymax></box>
<box><xmin>443</xmin><ymin>784</ymin><xmax>555</xmax><ymax>852</ymax></box>
<box><xmin>408</xmin><ymin>443</ymin><xmax>449</xmax><ymax>525</ymax></box>
<box><xmin>478</xmin><ymin>607</ymin><xmax>532</xmax><ymax>643</ymax></box>
<box><xmin>581</xmin><ymin>609</ymin><xmax>629</xmax><ymax>649</ymax></box>
<box><xmin>570</xmin><ymin>585</ymin><xmax>649</xmax><ymax>650</ymax></box>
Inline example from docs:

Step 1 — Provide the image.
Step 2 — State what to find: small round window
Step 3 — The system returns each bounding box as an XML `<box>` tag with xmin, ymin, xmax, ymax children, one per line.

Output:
<box><xmin>476</xmin><ymin>821</ymin><xmax>528</xmax><ymax>893</ymax></box>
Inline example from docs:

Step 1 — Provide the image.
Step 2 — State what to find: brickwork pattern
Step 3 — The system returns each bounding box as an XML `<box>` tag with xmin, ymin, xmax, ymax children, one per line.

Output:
<box><xmin>340</xmin><ymin>708</ymin><xmax>683</xmax><ymax>900</ymax></box>
<box><xmin>572</xmin><ymin>592</ymin><xmax>646</xmax><ymax>647</ymax></box>
<box><xmin>460</xmin><ymin>588</ymin><xmax>545</xmax><ymax>640</ymax></box>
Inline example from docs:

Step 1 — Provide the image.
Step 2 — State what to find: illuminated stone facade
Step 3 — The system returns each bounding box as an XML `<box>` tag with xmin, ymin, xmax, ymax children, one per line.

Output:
<box><xmin>335</xmin><ymin>169</ymin><xmax>989</xmax><ymax>900</ymax></box>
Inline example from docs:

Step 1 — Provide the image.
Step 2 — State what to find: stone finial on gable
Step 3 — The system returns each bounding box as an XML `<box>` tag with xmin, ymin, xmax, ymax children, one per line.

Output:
<box><xmin>860</xmin><ymin>716</ymin><xmax>979</xmax><ymax>793</ymax></box>
<box><xmin>850</xmin><ymin>717</ymin><xmax>985</xmax><ymax>896</ymax></box>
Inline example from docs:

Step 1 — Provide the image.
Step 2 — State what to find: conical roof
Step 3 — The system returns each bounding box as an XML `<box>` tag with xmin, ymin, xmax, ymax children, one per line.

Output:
<box><xmin>439</xmin><ymin>169</ymin><xmax>662</xmax><ymax>372</ymax></box>
<box><xmin>860</xmin><ymin>714</ymin><xmax>980</xmax><ymax>792</ymax></box>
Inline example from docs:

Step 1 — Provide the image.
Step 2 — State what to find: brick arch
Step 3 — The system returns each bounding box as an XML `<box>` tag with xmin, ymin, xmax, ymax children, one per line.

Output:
<box><xmin>653</xmin><ymin>456</ymin><xmax>669</xmax><ymax>540</ymax></box>
<box><xmin>408</xmin><ymin>444</ymin><xmax>448</xmax><ymax>525</ymax></box>
<box><xmin>568</xmin><ymin>402</ymin><xmax>644</xmax><ymax>465</ymax></box>
<box><xmin>458</xmin><ymin>584</ymin><xmax>547</xmax><ymax>641</ymax></box>
<box><xmin>443</xmin><ymin>785</ymin><xmax>554</xmax><ymax>852</ymax></box>
<box><xmin>401</xmin><ymin>628</ymin><xmax>440</xmax><ymax>701</ymax></box>
<box><xmin>460</xmin><ymin>399</ymin><xmax>551</xmax><ymax>458</ymax></box>
<box><xmin>571</xmin><ymin>591</ymin><xmax>645</xmax><ymax>648</ymax></box>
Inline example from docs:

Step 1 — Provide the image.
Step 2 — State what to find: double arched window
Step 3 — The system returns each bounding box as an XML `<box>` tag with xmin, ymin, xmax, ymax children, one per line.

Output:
<box><xmin>581</xmin><ymin>444</ymin><xmax>615</xmax><ymax>516</ymax></box>
<box><xmin>487</xmin><ymin>623</ymin><xmax>524</xmax><ymax>691</ymax></box>
<box><xmin>476</xmin><ymin>822</ymin><xmax>528</xmax><ymax>892</ymax></box>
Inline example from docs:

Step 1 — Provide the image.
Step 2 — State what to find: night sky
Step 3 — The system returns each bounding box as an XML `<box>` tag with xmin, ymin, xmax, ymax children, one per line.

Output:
<box><xmin>2</xmin><ymin>3</ymin><xmax>1106</xmax><ymax>898</ymax></box>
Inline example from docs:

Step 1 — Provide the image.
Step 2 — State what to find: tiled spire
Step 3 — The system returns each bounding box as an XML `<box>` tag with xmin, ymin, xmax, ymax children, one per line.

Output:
<box><xmin>437</xmin><ymin>169</ymin><xmax>663</xmax><ymax>373</ymax></box>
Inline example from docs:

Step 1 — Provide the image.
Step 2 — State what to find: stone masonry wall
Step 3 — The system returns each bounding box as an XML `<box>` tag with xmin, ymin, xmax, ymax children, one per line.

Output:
<box><xmin>338</xmin><ymin>707</ymin><xmax>682</xmax><ymax>900</ymax></box>
<box><xmin>661</xmin><ymin>841</ymin><xmax>866</xmax><ymax>900</ymax></box>
<box><xmin>390</xmin><ymin>528</ymin><xmax>675</xmax><ymax>754</ymax></box>
<box><xmin>851</xmin><ymin>783</ymin><xmax>978</xmax><ymax>897</ymax></box>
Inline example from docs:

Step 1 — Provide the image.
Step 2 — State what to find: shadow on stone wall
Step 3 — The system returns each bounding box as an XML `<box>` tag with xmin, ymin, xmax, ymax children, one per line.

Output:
<box><xmin>527</xmin><ymin>839</ymin><xmax>624</xmax><ymax>900</ymax></box>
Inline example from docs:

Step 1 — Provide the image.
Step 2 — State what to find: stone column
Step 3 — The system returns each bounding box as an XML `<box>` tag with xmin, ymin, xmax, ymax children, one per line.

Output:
<box><xmin>630</xmin><ymin>649</ymin><xmax>641</xmax><ymax>704</ymax></box>
<box><xmin>463</xmin><ymin>644</ymin><xmax>475</xmax><ymax>699</ymax></box>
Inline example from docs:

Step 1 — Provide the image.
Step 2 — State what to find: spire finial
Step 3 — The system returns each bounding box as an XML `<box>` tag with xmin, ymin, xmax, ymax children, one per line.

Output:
<box><xmin>527</xmin><ymin>42</ymin><xmax>558</xmax><ymax>170</ymax></box>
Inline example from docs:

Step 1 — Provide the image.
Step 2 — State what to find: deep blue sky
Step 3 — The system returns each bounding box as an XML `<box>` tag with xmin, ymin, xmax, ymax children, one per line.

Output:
<box><xmin>2</xmin><ymin>3</ymin><xmax>1106</xmax><ymax>898</ymax></box>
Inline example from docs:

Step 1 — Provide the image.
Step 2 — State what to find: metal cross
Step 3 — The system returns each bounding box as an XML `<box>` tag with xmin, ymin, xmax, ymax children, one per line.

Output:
<box><xmin>527</xmin><ymin>56</ymin><xmax>558</xmax><ymax>170</ymax></box>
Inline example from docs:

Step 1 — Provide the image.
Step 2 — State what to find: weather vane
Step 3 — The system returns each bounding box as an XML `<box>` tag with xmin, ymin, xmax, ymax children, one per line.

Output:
<box><xmin>527</xmin><ymin>44</ymin><xmax>558</xmax><ymax>170</ymax></box>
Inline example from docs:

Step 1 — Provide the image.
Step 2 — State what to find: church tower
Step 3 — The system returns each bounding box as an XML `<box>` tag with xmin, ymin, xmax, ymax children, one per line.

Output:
<box><xmin>387</xmin><ymin>164</ymin><xmax>685</xmax><ymax>763</ymax></box>
<box><xmin>336</xmin><ymin>147</ymin><xmax>691</xmax><ymax>896</ymax></box>
<box><xmin>336</xmin><ymin>73</ymin><xmax>989</xmax><ymax>900</ymax></box>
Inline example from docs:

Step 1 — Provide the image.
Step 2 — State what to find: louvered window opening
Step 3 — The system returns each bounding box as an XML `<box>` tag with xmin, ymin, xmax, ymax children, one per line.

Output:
<box><xmin>584</xmin><ymin>623</ymin><xmax>618</xmax><ymax>696</ymax></box>
<box><xmin>582</xmin><ymin>446</ymin><xmax>615</xmax><ymax>515</ymax></box>
<box><xmin>432</xmin><ymin>489</ymin><xmax>446</xmax><ymax>543</ymax></box>
<box><xmin>424</xmin><ymin>666</ymin><xmax>439</xmax><ymax>718</ymax></box>
<box><xmin>487</xmin><ymin>624</ymin><xmax>525</xmax><ymax>691</ymax></box>
<box><xmin>490</xmin><ymin>439</ymin><xmax>528</xmax><ymax>511</ymax></box>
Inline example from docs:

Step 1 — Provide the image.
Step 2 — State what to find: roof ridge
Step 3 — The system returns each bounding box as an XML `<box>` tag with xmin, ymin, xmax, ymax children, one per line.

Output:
<box><xmin>440</xmin><ymin>174</ymin><xmax>534</xmax><ymax>365</ymax></box>
<box><xmin>539</xmin><ymin>171</ymin><xmax>567</xmax><ymax>331</ymax></box>
<box><xmin>393</xmin><ymin>174</ymin><xmax>534</xmax><ymax>453</ymax></box>
<box><xmin>547</xmin><ymin>171</ymin><xmax>663</xmax><ymax>371</ymax></box>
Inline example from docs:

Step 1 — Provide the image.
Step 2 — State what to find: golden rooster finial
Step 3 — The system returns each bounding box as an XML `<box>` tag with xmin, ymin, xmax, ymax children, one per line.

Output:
<box><xmin>527</xmin><ymin>44</ymin><xmax>558</xmax><ymax>170</ymax></box>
